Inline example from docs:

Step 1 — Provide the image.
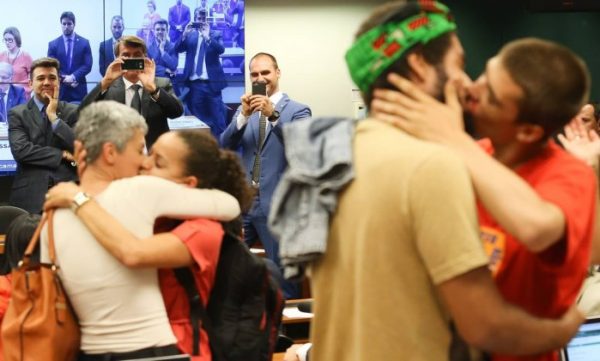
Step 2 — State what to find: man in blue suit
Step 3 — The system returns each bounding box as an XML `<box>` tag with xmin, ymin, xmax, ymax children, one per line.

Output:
<box><xmin>8</xmin><ymin>57</ymin><xmax>78</xmax><ymax>213</ymax></box>
<box><xmin>47</xmin><ymin>11</ymin><xmax>92</xmax><ymax>103</ymax></box>
<box><xmin>168</xmin><ymin>0</ymin><xmax>190</xmax><ymax>44</ymax></box>
<box><xmin>175</xmin><ymin>7</ymin><xmax>227</xmax><ymax>137</ymax></box>
<box><xmin>148</xmin><ymin>19</ymin><xmax>178</xmax><ymax>78</ymax></box>
<box><xmin>0</xmin><ymin>62</ymin><xmax>26</xmax><ymax>123</ymax></box>
<box><xmin>220</xmin><ymin>52</ymin><xmax>311</xmax><ymax>299</ymax></box>
<box><xmin>98</xmin><ymin>15</ymin><xmax>124</xmax><ymax>77</ymax></box>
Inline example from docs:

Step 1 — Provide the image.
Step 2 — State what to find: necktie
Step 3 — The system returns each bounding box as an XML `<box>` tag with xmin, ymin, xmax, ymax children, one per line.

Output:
<box><xmin>66</xmin><ymin>38</ymin><xmax>73</xmax><ymax>72</ymax></box>
<box><xmin>40</xmin><ymin>105</ymin><xmax>48</xmax><ymax>124</ymax></box>
<box><xmin>195</xmin><ymin>38</ymin><xmax>207</xmax><ymax>77</ymax></box>
<box><xmin>130</xmin><ymin>84</ymin><xmax>142</xmax><ymax>114</ymax></box>
<box><xmin>41</xmin><ymin>105</ymin><xmax>53</xmax><ymax>143</ymax></box>
<box><xmin>251</xmin><ymin>114</ymin><xmax>267</xmax><ymax>186</ymax></box>
<box><xmin>0</xmin><ymin>92</ymin><xmax>5</xmax><ymax>122</ymax></box>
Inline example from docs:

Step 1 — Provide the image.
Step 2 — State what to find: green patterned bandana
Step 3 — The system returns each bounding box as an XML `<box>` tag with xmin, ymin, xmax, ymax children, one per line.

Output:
<box><xmin>346</xmin><ymin>1</ymin><xmax>456</xmax><ymax>93</ymax></box>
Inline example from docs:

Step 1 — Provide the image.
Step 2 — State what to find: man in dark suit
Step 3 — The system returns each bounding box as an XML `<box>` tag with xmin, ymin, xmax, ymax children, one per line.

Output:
<box><xmin>220</xmin><ymin>52</ymin><xmax>311</xmax><ymax>299</ymax></box>
<box><xmin>226</xmin><ymin>0</ymin><xmax>245</xmax><ymax>48</ymax></box>
<box><xmin>175</xmin><ymin>7</ymin><xmax>227</xmax><ymax>137</ymax></box>
<box><xmin>168</xmin><ymin>0</ymin><xmax>191</xmax><ymax>44</ymax></box>
<box><xmin>147</xmin><ymin>19</ymin><xmax>178</xmax><ymax>78</ymax></box>
<box><xmin>0</xmin><ymin>62</ymin><xmax>26</xmax><ymax>123</ymax></box>
<box><xmin>8</xmin><ymin>57</ymin><xmax>78</xmax><ymax>213</ymax></box>
<box><xmin>80</xmin><ymin>35</ymin><xmax>183</xmax><ymax>148</ymax></box>
<box><xmin>98</xmin><ymin>15</ymin><xmax>124</xmax><ymax>77</ymax></box>
<box><xmin>47</xmin><ymin>11</ymin><xmax>93</xmax><ymax>103</ymax></box>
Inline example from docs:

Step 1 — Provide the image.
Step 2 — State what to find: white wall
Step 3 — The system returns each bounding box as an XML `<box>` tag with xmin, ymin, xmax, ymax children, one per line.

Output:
<box><xmin>246</xmin><ymin>0</ymin><xmax>382</xmax><ymax>118</ymax></box>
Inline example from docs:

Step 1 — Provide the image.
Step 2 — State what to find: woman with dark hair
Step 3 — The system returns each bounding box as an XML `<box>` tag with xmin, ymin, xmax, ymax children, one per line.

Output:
<box><xmin>45</xmin><ymin>129</ymin><xmax>253</xmax><ymax>361</ymax></box>
<box><xmin>4</xmin><ymin>213</ymin><xmax>42</xmax><ymax>269</ymax></box>
<box><xmin>0</xmin><ymin>213</ymin><xmax>41</xmax><ymax>358</ymax></box>
<box><xmin>0</xmin><ymin>27</ymin><xmax>33</xmax><ymax>98</ymax></box>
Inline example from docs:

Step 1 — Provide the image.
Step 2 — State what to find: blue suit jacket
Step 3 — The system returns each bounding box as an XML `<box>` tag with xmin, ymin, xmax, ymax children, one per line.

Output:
<box><xmin>6</xmin><ymin>85</ymin><xmax>26</xmax><ymax>112</ymax></box>
<box><xmin>175</xmin><ymin>30</ymin><xmax>227</xmax><ymax>92</ymax></box>
<box><xmin>47</xmin><ymin>34</ymin><xmax>93</xmax><ymax>102</ymax></box>
<box><xmin>8</xmin><ymin>98</ymin><xmax>78</xmax><ymax>213</ymax></box>
<box><xmin>98</xmin><ymin>37</ymin><xmax>115</xmax><ymax>77</ymax></box>
<box><xmin>147</xmin><ymin>40</ymin><xmax>178</xmax><ymax>78</ymax></box>
<box><xmin>0</xmin><ymin>85</ymin><xmax>26</xmax><ymax>123</ymax></box>
<box><xmin>168</xmin><ymin>4</ymin><xmax>190</xmax><ymax>43</ymax></box>
<box><xmin>220</xmin><ymin>94</ymin><xmax>311</xmax><ymax>215</ymax></box>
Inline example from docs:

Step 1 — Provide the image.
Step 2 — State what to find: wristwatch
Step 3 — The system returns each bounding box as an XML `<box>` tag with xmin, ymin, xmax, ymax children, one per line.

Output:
<box><xmin>269</xmin><ymin>110</ymin><xmax>280</xmax><ymax>121</ymax></box>
<box><xmin>149</xmin><ymin>87</ymin><xmax>160</xmax><ymax>97</ymax></box>
<box><xmin>71</xmin><ymin>191</ymin><xmax>91</xmax><ymax>213</ymax></box>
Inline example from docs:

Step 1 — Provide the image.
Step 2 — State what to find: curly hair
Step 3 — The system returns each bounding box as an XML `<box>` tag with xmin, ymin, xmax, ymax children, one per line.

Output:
<box><xmin>176</xmin><ymin>130</ymin><xmax>254</xmax><ymax>235</ymax></box>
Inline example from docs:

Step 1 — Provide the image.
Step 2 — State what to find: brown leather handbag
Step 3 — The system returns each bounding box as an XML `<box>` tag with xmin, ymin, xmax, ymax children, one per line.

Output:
<box><xmin>2</xmin><ymin>209</ymin><xmax>80</xmax><ymax>361</ymax></box>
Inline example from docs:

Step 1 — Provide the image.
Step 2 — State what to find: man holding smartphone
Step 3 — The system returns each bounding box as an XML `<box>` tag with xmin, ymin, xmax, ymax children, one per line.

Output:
<box><xmin>79</xmin><ymin>35</ymin><xmax>183</xmax><ymax>147</ymax></box>
<box><xmin>220</xmin><ymin>52</ymin><xmax>311</xmax><ymax>299</ymax></box>
<box><xmin>175</xmin><ymin>7</ymin><xmax>227</xmax><ymax>138</ymax></box>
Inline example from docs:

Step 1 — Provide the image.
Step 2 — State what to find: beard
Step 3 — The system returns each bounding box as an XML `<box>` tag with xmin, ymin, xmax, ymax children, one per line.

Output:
<box><xmin>431</xmin><ymin>64</ymin><xmax>448</xmax><ymax>102</ymax></box>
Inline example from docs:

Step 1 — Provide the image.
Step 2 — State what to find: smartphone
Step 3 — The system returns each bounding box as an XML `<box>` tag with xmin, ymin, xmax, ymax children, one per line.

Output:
<box><xmin>252</xmin><ymin>82</ymin><xmax>267</xmax><ymax>96</ymax></box>
<box><xmin>190</xmin><ymin>22</ymin><xmax>202</xmax><ymax>29</ymax></box>
<box><xmin>122</xmin><ymin>58</ymin><xmax>145</xmax><ymax>71</ymax></box>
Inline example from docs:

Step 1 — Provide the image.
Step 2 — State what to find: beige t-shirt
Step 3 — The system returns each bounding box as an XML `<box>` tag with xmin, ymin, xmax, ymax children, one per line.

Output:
<box><xmin>310</xmin><ymin>120</ymin><xmax>488</xmax><ymax>361</ymax></box>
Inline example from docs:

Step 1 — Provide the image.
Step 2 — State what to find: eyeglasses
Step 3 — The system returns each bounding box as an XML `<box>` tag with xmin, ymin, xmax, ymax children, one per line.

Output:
<box><xmin>3</xmin><ymin>38</ymin><xmax>14</xmax><ymax>43</ymax></box>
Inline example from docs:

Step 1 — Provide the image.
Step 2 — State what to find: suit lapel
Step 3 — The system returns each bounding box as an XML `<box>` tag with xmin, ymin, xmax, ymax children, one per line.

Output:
<box><xmin>7</xmin><ymin>87</ymin><xmax>14</xmax><ymax>109</ymax></box>
<box><xmin>262</xmin><ymin>94</ymin><xmax>289</xmax><ymax>145</ymax></box>
<box><xmin>73</xmin><ymin>35</ymin><xmax>79</xmax><ymax>57</ymax></box>
<box><xmin>26</xmin><ymin>99</ymin><xmax>46</xmax><ymax>137</ymax></box>
<box><xmin>113</xmin><ymin>77</ymin><xmax>127</xmax><ymax>104</ymax></box>
<box><xmin>58</xmin><ymin>37</ymin><xmax>66</xmax><ymax>58</ymax></box>
<box><xmin>141</xmin><ymin>85</ymin><xmax>152</xmax><ymax>119</ymax></box>
<box><xmin>250</xmin><ymin>111</ymin><xmax>260</xmax><ymax>147</ymax></box>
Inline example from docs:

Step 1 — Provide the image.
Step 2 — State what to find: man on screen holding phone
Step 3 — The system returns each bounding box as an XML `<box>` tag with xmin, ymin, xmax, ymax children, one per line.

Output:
<box><xmin>79</xmin><ymin>35</ymin><xmax>183</xmax><ymax>148</ymax></box>
<box><xmin>175</xmin><ymin>7</ymin><xmax>227</xmax><ymax>137</ymax></box>
<box><xmin>220</xmin><ymin>52</ymin><xmax>311</xmax><ymax>299</ymax></box>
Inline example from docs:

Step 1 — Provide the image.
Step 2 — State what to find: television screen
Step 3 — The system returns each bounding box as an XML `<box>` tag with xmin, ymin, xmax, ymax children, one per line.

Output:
<box><xmin>0</xmin><ymin>0</ymin><xmax>245</xmax><ymax>175</ymax></box>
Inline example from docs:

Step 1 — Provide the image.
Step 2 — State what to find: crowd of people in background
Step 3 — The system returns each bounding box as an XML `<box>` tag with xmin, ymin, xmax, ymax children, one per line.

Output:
<box><xmin>0</xmin><ymin>0</ymin><xmax>600</xmax><ymax>361</ymax></box>
<box><xmin>0</xmin><ymin>0</ymin><xmax>246</xmax><ymax>132</ymax></box>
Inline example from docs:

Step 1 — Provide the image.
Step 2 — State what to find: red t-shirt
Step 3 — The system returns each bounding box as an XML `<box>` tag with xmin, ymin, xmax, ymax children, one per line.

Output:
<box><xmin>0</xmin><ymin>275</ymin><xmax>10</xmax><ymax>361</ymax></box>
<box><xmin>478</xmin><ymin>140</ymin><xmax>597</xmax><ymax>361</ymax></box>
<box><xmin>158</xmin><ymin>219</ymin><xmax>224</xmax><ymax>361</ymax></box>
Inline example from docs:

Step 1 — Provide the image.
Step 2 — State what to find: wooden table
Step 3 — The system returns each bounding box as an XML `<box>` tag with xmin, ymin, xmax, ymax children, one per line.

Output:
<box><xmin>282</xmin><ymin>298</ymin><xmax>313</xmax><ymax>344</ymax></box>
<box><xmin>272</xmin><ymin>352</ymin><xmax>285</xmax><ymax>361</ymax></box>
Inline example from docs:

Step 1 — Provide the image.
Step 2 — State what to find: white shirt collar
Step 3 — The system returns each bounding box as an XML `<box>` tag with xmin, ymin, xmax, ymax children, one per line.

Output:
<box><xmin>122</xmin><ymin>77</ymin><xmax>143</xmax><ymax>90</ymax></box>
<box><xmin>269</xmin><ymin>91</ymin><xmax>283</xmax><ymax>107</ymax></box>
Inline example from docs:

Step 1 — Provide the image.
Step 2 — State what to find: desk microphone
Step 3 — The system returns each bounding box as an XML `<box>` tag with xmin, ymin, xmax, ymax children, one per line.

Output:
<box><xmin>297</xmin><ymin>301</ymin><xmax>312</xmax><ymax>313</ymax></box>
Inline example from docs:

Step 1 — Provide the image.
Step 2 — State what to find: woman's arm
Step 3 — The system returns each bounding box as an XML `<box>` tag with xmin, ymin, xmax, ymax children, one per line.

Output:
<box><xmin>45</xmin><ymin>182</ymin><xmax>193</xmax><ymax>268</ymax></box>
<box><xmin>138</xmin><ymin>175</ymin><xmax>241</xmax><ymax>221</ymax></box>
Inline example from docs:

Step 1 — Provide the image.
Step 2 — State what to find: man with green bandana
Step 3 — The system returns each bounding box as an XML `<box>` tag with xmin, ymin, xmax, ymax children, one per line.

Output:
<box><xmin>307</xmin><ymin>1</ymin><xmax>584</xmax><ymax>361</ymax></box>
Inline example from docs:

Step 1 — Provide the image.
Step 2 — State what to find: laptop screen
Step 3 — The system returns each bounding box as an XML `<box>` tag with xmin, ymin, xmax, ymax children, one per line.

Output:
<box><xmin>562</xmin><ymin>316</ymin><xmax>600</xmax><ymax>361</ymax></box>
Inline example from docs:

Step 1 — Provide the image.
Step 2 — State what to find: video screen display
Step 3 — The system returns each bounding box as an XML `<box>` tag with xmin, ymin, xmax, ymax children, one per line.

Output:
<box><xmin>0</xmin><ymin>0</ymin><xmax>245</xmax><ymax>175</ymax></box>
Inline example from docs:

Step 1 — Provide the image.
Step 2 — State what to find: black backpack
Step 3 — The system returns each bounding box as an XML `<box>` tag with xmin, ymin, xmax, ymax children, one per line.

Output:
<box><xmin>174</xmin><ymin>232</ymin><xmax>285</xmax><ymax>361</ymax></box>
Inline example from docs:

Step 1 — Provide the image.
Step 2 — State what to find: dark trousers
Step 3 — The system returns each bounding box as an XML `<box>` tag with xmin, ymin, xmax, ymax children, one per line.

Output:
<box><xmin>187</xmin><ymin>80</ymin><xmax>226</xmax><ymax>138</ymax></box>
<box><xmin>243</xmin><ymin>197</ymin><xmax>301</xmax><ymax>299</ymax></box>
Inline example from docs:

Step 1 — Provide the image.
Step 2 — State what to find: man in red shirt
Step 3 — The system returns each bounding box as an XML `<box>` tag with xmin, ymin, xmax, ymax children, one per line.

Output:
<box><xmin>371</xmin><ymin>37</ymin><xmax>596</xmax><ymax>361</ymax></box>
